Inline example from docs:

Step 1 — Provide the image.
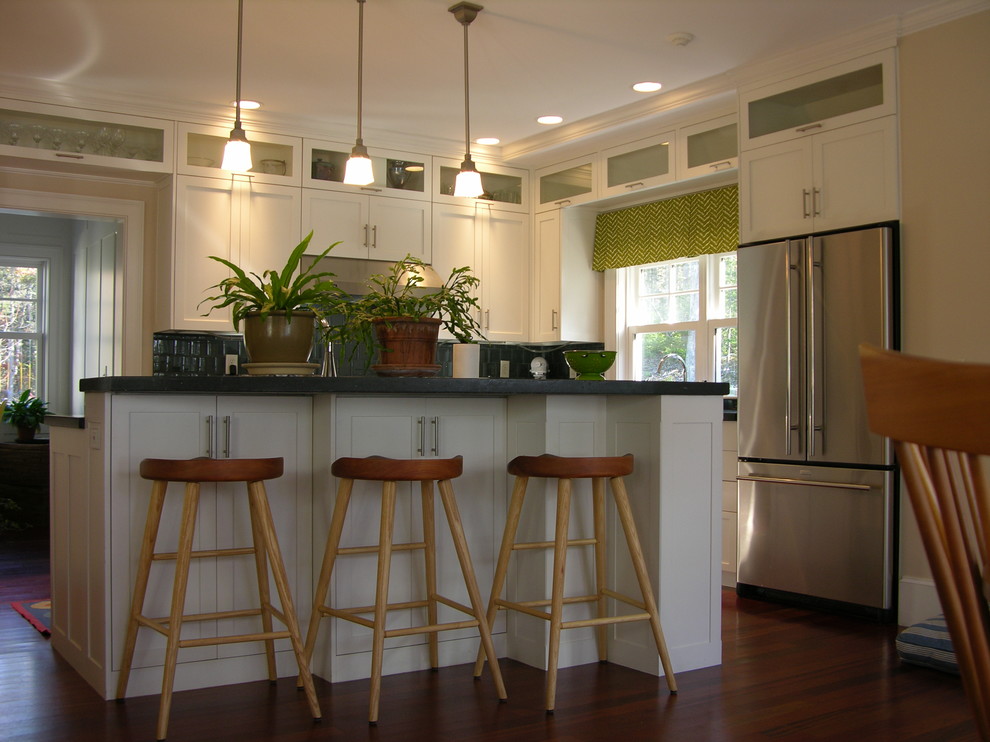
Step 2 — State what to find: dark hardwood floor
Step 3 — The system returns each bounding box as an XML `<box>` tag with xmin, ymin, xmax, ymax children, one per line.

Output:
<box><xmin>1</xmin><ymin>531</ymin><xmax>976</xmax><ymax>741</ymax></box>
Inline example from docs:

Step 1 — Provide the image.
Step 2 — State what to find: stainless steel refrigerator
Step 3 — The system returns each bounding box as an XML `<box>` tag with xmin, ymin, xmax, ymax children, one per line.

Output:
<box><xmin>736</xmin><ymin>223</ymin><xmax>898</xmax><ymax>620</ymax></box>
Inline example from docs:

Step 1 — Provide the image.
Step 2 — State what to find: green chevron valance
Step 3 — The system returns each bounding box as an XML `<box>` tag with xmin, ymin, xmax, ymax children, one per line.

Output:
<box><xmin>592</xmin><ymin>184</ymin><xmax>738</xmax><ymax>270</ymax></box>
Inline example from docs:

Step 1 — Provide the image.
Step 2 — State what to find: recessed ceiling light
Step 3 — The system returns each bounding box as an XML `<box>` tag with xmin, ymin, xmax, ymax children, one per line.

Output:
<box><xmin>632</xmin><ymin>82</ymin><xmax>662</xmax><ymax>93</ymax></box>
<box><xmin>233</xmin><ymin>100</ymin><xmax>261</xmax><ymax>110</ymax></box>
<box><xmin>475</xmin><ymin>137</ymin><xmax>500</xmax><ymax>145</ymax></box>
<box><xmin>537</xmin><ymin>115</ymin><xmax>563</xmax><ymax>125</ymax></box>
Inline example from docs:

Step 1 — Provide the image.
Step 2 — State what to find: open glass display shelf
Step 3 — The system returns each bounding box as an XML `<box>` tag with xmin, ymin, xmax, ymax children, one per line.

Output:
<box><xmin>184</xmin><ymin>130</ymin><xmax>297</xmax><ymax>182</ymax></box>
<box><xmin>437</xmin><ymin>164</ymin><xmax>523</xmax><ymax>207</ymax></box>
<box><xmin>0</xmin><ymin>105</ymin><xmax>170</xmax><ymax>171</ymax></box>
<box><xmin>307</xmin><ymin>145</ymin><xmax>428</xmax><ymax>199</ymax></box>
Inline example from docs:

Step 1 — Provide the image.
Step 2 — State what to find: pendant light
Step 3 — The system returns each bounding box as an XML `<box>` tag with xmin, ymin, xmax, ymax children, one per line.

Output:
<box><xmin>344</xmin><ymin>0</ymin><xmax>375</xmax><ymax>185</ymax></box>
<box><xmin>221</xmin><ymin>0</ymin><xmax>253</xmax><ymax>173</ymax></box>
<box><xmin>449</xmin><ymin>2</ymin><xmax>484</xmax><ymax>198</ymax></box>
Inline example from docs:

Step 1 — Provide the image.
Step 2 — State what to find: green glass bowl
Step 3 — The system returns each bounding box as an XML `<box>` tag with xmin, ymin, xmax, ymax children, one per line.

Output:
<box><xmin>564</xmin><ymin>350</ymin><xmax>616</xmax><ymax>380</ymax></box>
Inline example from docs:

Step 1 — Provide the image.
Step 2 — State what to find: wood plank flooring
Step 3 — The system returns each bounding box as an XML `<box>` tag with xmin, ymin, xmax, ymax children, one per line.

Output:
<box><xmin>0</xmin><ymin>532</ymin><xmax>976</xmax><ymax>741</ymax></box>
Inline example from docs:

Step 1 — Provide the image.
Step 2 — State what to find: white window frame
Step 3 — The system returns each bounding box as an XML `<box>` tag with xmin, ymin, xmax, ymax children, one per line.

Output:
<box><xmin>0</xmin><ymin>257</ymin><xmax>49</xmax><ymax>401</ymax></box>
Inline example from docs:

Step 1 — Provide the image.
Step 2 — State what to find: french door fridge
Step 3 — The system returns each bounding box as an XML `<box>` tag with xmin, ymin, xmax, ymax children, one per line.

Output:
<box><xmin>736</xmin><ymin>223</ymin><xmax>898</xmax><ymax>620</ymax></box>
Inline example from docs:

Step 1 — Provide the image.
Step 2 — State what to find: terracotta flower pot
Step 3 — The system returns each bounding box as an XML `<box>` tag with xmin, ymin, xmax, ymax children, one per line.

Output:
<box><xmin>242</xmin><ymin>310</ymin><xmax>316</xmax><ymax>364</ymax></box>
<box><xmin>372</xmin><ymin>317</ymin><xmax>442</xmax><ymax>376</ymax></box>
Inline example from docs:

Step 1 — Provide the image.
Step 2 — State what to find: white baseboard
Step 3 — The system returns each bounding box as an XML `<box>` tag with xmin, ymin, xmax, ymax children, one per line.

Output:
<box><xmin>898</xmin><ymin>576</ymin><xmax>941</xmax><ymax>627</ymax></box>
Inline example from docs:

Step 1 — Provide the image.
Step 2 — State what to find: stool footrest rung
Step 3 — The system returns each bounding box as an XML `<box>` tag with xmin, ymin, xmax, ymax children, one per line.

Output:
<box><xmin>336</xmin><ymin>541</ymin><xmax>426</xmax><ymax>556</ymax></box>
<box><xmin>180</xmin><ymin>630</ymin><xmax>293</xmax><ymax>649</ymax></box>
<box><xmin>320</xmin><ymin>594</ymin><xmax>479</xmax><ymax>635</ymax></box>
<box><xmin>512</xmin><ymin>537</ymin><xmax>596</xmax><ymax>551</ymax></box>
<box><xmin>385</xmin><ymin>618</ymin><xmax>480</xmax><ymax>638</ymax></box>
<box><xmin>562</xmin><ymin>612</ymin><xmax>652</xmax><ymax>630</ymax></box>
<box><xmin>152</xmin><ymin>546</ymin><xmax>256</xmax><ymax>561</ymax></box>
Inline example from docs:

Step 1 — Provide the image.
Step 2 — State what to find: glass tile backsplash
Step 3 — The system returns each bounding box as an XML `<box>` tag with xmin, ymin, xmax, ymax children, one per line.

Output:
<box><xmin>153</xmin><ymin>331</ymin><xmax>604</xmax><ymax>380</ymax></box>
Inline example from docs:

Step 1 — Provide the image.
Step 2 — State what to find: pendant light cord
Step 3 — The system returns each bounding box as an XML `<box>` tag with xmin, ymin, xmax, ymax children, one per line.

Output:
<box><xmin>355</xmin><ymin>0</ymin><xmax>366</xmax><ymax>147</ymax></box>
<box><xmin>461</xmin><ymin>18</ymin><xmax>471</xmax><ymax>160</ymax></box>
<box><xmin>233</xmin><ymin>0</ymin><xmax>244</xmax><ymax>130</ymax></box>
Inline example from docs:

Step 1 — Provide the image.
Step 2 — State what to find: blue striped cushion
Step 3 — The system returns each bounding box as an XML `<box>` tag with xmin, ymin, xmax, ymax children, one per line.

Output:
<box><xmin>895</xmin><ymin>615</ymin><xmax>959</xmax><ymax>674</ymax></box>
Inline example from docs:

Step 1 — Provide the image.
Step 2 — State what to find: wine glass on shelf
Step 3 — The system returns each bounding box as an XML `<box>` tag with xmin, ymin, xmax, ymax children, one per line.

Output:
<box><xmin>6</xmin><ymin>123</ymin><xmax>22</xmax><ymax>146</ymax></box>
<box><xmin>95</xmin><ymin>127</ymin><xmax>111</xmax><ymax>154</ymax></box>
<box><xmin>50</xmin><ymin>128</ymin><xmax>65</xmax><ymax>151</ymax></box>
<box><xmin>73</xmin><ymin>130</ymin><xmax>89</xmax><ymax>153</ymax></box>
<box><xmin>31</xmin><ymin>125</ymin><xmax>47</xmax><ymax>148</ymax></box>
<box><xmin>110</xmin><ymin>128</ymin><xmax>125</xmax><ymax>155</ymax></box>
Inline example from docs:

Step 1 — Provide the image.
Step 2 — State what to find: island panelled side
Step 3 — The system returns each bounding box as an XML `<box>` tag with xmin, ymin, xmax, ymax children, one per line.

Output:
<box><xmin>49</xmin><ymin>382</ymin><xmax>724</xmax><ymax>699</ymax></box>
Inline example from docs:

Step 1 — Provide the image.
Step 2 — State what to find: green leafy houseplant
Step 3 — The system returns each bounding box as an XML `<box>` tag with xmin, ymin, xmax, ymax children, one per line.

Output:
<box><xmin>2</xmin><ymin>389</ymin><xmax>49</xmax><ymax>439</ymax></box>
<box><xmin>199</xmin><ymin>230</ymin><xmax>347</xmax><ymax>329</ymax></box>
<box><xmin>322</xmin><ymin>255</ymin><xmax>483</xmax><ymax>365</ymax></box>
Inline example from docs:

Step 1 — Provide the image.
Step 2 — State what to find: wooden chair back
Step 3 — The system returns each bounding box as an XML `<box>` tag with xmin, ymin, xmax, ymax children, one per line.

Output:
<box><xmin>859</xmin><ymin>343</ymin><xmax>990</xmax><ymax>740</ymax></box>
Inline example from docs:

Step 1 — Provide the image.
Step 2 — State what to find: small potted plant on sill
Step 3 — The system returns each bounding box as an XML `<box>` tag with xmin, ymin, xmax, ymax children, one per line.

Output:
<box><xmin>199</xmin><ymin>231</ymin><xmax>348</xmax><ymax>372</ymax></box>
<box><xmin>2</xmin><ymin>389</ymin><xmax>49</xmax><ymax>443</ymax></box>
<box><xmin>322</xmin><ymin>255</ymin><xmax>483</xmax><ymax>377</ymax></box>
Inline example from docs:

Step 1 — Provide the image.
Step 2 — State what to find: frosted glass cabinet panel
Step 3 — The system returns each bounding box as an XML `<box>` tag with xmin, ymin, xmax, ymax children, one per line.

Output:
<box><xmin>741</xmin><ymin>49</ymin><xmax>895</xmax><ymax>150</ymax></box>
<box><xmin>601</xmin><ymin>132</ymin><xmax>675</xmax><ymax>197</ymax></box>
<box><xmin>677</xmin><ymin>115</ymin><xmax>738</xmax><ymax>180</ymax></box>
<box><xmin>536</xmin><ymin>156</ymin><xmax>597</xmax><ymax>211</ymax></box>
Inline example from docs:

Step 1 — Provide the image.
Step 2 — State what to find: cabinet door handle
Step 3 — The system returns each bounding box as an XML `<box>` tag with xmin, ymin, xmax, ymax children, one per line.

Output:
<box><xmin>222</xmin><ymin>415</ymin><xmax>231</xmax><ymax>458</ymax></box>
<box><xmin>795</xmin><ymin>122</ymin><xmax>823</xmax><ymax>133</ymax></box>
<box><xmin>206</xmin><ymin>414</ymin><xmax>215</xmax><ymax>458</ymax></box>
<box><xmin>812</xmin><ymin>187</ymin><xmax>822</xmax><ymax>216</ymax></box>
<box><xmin>802</xmin><ymin>189</ymin><xmax>811</xmax><ymax>218</ymax></box>
<box><xmin>624</xmin><ymin>182</ymin><xmax>645</xmax><ymax>190</ymax></box>
<box><xmin>430</xmin><ymin>417</ymin><xmax>439</xmax><ymax>456</ymax></box>
<box><xmin>371</xmin><ymin>224</ymin><xmax>378</xmax><ymax>249</ymax></box>
<box><xmin>709</xmin><ymin>160</ymin><xmax>733</xmax><ymax>171</ymax></box>
<box><xmin>54</xmin><ymin>152</ymin><xmax>85</xmax><ymax>160</ymax></box>
<box><xmin>555</xmin><ymin>199</ymin><xmax>572</xmax><ymax>207</ymax></box>
<box><xmin>552</xmin><ymin>309</ymin><xmax>559</xmax><ymax>331</ymax></box>
<box><xmin>417</xmin><ymin>416</ymin><xmax>426</xmax><ymax>456</ymax></box>
<box><xmin>363</xmin><ymin>223</ymin><xmax>369</xmax><ymax>248</ymax></box>
<box><xmin>485</xmin><ymin>309</ymin><xmax>490</xmax><ymax>331</ymax></box>
<box><xmin>360</xmin><ymin>186</ymin><xmax>382</xmax><ymax>193</ymax></box>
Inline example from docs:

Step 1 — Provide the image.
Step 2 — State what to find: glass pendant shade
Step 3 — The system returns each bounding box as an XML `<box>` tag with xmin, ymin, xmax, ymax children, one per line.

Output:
<box><xmin>343</xmin><ymin>142</ymin><xmax>374</xmax><ymax>185</ymax></box>
<box><xmin>222</xmin><ymin>128</ymin><xmax>252</xmax><ymax>173</ymax></box>
<box><xmin>454</xmin><ymin>158</ymin><xmax>484</xmax><ymax>198</ymax></box>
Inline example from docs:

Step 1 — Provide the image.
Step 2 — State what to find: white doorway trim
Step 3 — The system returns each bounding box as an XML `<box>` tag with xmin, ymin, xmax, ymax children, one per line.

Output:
<box><xmin>0</xmin><ymin>188</ymin><xmax>145</xmax><ymax>378</ymax></box>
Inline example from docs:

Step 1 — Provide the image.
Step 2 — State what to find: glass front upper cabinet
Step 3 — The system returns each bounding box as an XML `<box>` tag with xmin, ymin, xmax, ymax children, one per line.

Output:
<box><xmin>600</xmin><ymin>132</ymin><xmax>675</xmax><ymax>197</ymax></box>
<box><xmin>0</xmin><ymin>100</ymin><xmax>173</xmax><ymax>172</ymax></box>
<box><xmin>535</xmin><ymin>155</ymin><xmax>597</xmax><ymax>211</ymax></box>
<box><xmin>677</xmin><ymin>114</ymin><xmax>738</xmax><ymax>180</ymax></box>
<box><xmin>740</xmin><ymin>49</ymin><xmax>895</xmax><ymax>150</ymax></box>
<box><xmin>179</xmin><ymin>123</ymin><xmax>301</xmax><ymax>184</ymax></box>
<box><xmin>434</xmin><ymin>158</ymin><xmax>527</xmax><ymax>212</ymax></box>
<box><xmin>304</xmin><ymin>141</ymin><xmax>430</xmax><ymax>200</ymax></box>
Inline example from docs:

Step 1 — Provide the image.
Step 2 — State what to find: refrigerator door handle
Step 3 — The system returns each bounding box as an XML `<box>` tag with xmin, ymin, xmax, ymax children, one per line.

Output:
<box><xmin>738</xmin><ymin>475</ymin><xmax>871</xmax><ymax>491</ymax></box>
<box><xmin>786</xmin><ymin>241</ymin><xmax>802</xmax><ymax>456</ymax></box>
<box><xmin>808</xmin><ymin>238</ymin><xmax>825</xmax><ymax>457</ymax></box>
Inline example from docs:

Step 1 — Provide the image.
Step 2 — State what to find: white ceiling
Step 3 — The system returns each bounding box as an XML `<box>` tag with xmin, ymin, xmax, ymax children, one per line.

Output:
<box><xmin>0</xmin><ymin>0</ymin><xmax>980</xmax><ymax>161</ymax></box>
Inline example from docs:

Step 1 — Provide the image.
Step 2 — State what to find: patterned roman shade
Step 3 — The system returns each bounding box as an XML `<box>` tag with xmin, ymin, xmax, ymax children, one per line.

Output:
<box><xmin>592</xmin><ymin>185</ymin><xmax>738</xmax><ymax>270</ymax></box>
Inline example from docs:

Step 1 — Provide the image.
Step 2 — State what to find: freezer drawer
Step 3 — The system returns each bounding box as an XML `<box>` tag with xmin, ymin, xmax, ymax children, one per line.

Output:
<box><xmin>737</xmin><ymin>462</ymin><xmax>893</xmax><ymax>611</ymax></box>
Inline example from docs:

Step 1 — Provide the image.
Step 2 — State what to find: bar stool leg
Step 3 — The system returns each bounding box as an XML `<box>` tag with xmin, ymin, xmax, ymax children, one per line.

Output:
<box><xmin>545</xmin><ymin>477</ymin><xmax>573</xmax><ymax>714</ymax></box>
<box><xmin>369</xmin><ymin>481</ymin><xmax>398</xmax><ymax>725</ymax></box>
<box><xmin>301</xmin><ymin>478</ymin><xmax>353</xmax><ymax>678</ymax></box>
<box><xmin>117</xmin><ymin>479</ymin><xmax>169</xmax><ymax>701</ymax></box>
<box><xmin>420</xmin><ymin>480</ymin><xmax>439</xmax><ymax>670</ymax></box>
<box><xmin>157</xmin><ymin>482</ymin><xmax>201</xmax><ymax>742</ymax></box>
<box><xmin>436</xmin><ymin>479</ymin><xmax>507</xmax><ymax>700</ymax></box>
<box><xmin>247</xmin><ymin>489</ymin><xmax>277</xmax><ymax>682</ymax></box>
<box><xmin>592</xmin><ymin>477</ymin><xmax>608</xmax><ymax>663</ymax></box>
<box><xmin>473</xmin><ymin>475</ymin><xmax>528</xmax><ymax>677</ymax></box>
<box><xmin>247</xmin><ymin>481</ymin><xmax>322</xmax><ymax>719</ymax></box>
<box><xmin>610</xmin><ymin>476</ymin><xmax>677</xmax><ymax>694</ymax></box>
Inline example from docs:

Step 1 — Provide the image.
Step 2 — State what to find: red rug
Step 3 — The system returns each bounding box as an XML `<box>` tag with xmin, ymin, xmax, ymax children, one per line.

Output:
<box><xmin>11</xmin><ymin>598</ymin><xmax>50</xmax><ymax>637</ymax></box>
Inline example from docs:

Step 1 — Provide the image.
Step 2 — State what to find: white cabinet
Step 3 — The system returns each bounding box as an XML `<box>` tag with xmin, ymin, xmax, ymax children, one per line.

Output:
<box><xmin>159</xmin><ymin>175</ymin><xmax>302</xmax><ymax>332</ymax></box>
<box><xmin>676</xmin><ymin>114</ymin><xmax>738</xmax><ymax>181</ymax></box>
<box><xmin>324</xmin><ymin>396</ymin><xmax>506</xmax><ymax>682</ymax></box>
<box><xmin>0</xmin><ymin>98</ymin><xmax>174</xmax><ymax>173</ymax></box>
<box><xmin>304</xmin><ymin>140</ymin><xmax>430</xmax><ymax>201</ymax></box>
<box><xmin>740</xmin><ymin>49</ymin><xmax>896</xmax><ymax>151</ymax></box>
<box><xmin>532</xmin><ymin>209</ymin><xmax>602</xmax><ymax>343</ymax></box>
<box><xmin>302</xmin><ymin>188</ymin><xmax>430</xmax><ymax>262</ymax></box>
<box><xmin>739</xmin><ymin>116</ymin><xmax>898</xmax><ymax>242</ymax></box>
<box><xmin>535</xmin><ymin>155</ymin><xmax>598</xmax><ymax>212</ymax></box>
<box><xmin>432</xmin><ymin>203</ymin><xmax>529</xmax><ymax>343</ymax></box>
<box><xmin>600</xmin><ymin>132</ymin><xmax>676</xmax><ymax>197</ymax></box>
<box><xmin>97</xmin><ymin>394</ymin><xmax>312</xmax><ymax>697</ymax></box>
<box><xmin>433</xmin><ymin>157</ymin><xmax>528</xmax><ymax>213</ymax></box>
<box><xmin>178</xmin><ymin>122</ymin><xmax>302</xmax><ymax>186</ymax></box>
<box><xmin>721</xmin><ymin>421</ymin><xmax>738</xmax><ymax>587</ymax></box>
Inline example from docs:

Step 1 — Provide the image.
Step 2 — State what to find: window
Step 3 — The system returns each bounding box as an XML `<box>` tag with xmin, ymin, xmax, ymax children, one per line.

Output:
<box><xmin>623</xmin><ymin>252</ymin><xmax>737</xmax><ymax>395</ymax></box>
<box><xmin>0</xmin><ymin>260</ymin><xmax>46</xmax><ymax>400</ymax></box>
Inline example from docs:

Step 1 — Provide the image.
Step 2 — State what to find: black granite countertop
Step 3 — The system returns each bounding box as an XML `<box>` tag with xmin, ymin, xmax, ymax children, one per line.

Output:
<box><xmin>80</xmin><ymin>375</ymin><xmax>729</xmax><ymax>397</ymax></box>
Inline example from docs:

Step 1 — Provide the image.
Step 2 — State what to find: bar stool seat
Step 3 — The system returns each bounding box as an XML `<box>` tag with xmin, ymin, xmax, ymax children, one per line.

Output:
<box><xmin>475</xmin><ymin>453</ymin><xmax>677</xmax><ymax>712</ymax></box>
<box><xmin>117</xmin><ymin>457</ymin><xmax>321</xmax><ymax>742</ymax></box>
<box><xmin>303</xmin><ymin>454</ymin><xmax>507</xmax><ymax>724</ymax></box>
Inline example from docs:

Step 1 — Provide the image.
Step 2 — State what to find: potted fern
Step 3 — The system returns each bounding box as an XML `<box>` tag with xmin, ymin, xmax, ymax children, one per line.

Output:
<box><xmin>322</xmin><ymin>255</ymin><xmax>483</xmax><ymax>376</ymax></box>
<box><xmin>200</xmin><ymin>231</ymin><xmax>348</xmax><ymax>369</ymax></box>
<box><xmin>2</xmin><ymin>389</ymin><xmax>49</xmax><ymax>442</ymax></box>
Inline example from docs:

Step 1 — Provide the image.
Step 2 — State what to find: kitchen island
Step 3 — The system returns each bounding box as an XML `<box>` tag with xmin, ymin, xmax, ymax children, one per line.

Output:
<box><xmin>50</xmin><ymin>376</ymin><xmax>726</xmax><ymax>699</ymax></box>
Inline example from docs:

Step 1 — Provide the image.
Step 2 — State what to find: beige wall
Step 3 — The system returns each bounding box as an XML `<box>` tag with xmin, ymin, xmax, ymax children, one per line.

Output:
<box><xmin>896</xmin><ymin>11</ymin><xmax>990</xmax><ymax>587</ymax></box>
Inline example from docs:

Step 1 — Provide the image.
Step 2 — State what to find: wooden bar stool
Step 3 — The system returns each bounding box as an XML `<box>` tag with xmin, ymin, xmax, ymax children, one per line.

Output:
<box><xmin>302</xmin><ymin>455</ymin><xmax>506</xmax><ymax>724</ymax></box>
<box><xmin>474</xmin><ymin>453</ymin><xmax>677</xmax><ymax>712</ymax></box>
<box><xmin>116</xmin><ymin>457</ymin><xmax>321</xmax><ymax>742</ymax></box>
